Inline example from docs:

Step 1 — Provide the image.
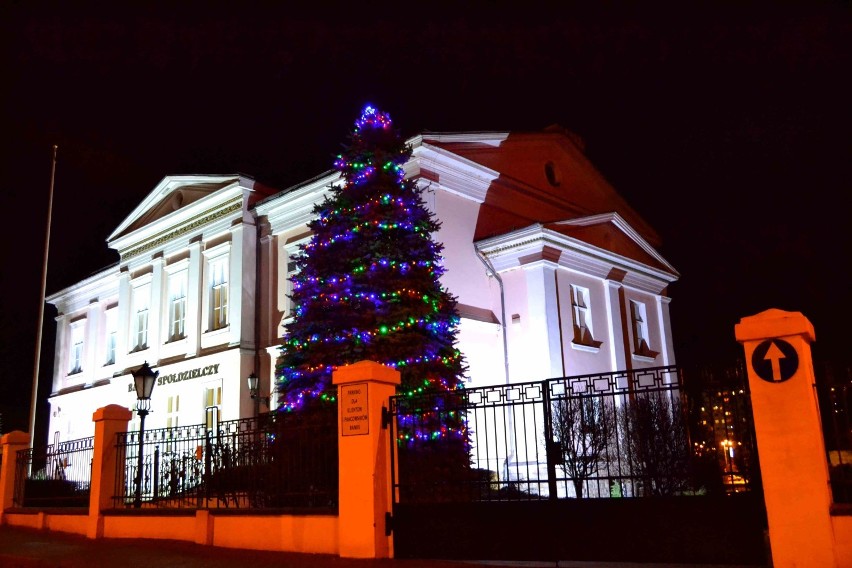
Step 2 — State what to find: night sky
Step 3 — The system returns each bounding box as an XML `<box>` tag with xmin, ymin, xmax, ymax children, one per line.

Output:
<box><xmin>1</xmin><ymin>3</ymin><xmax>849</xmax><ymax>436</ymax></box>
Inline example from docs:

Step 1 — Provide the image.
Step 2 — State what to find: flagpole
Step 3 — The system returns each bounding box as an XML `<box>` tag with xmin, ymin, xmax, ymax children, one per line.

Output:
<box><xmin>29</xmin><ymin>144</ymin><xmax>57</xmax><ymax>448</ymax></box>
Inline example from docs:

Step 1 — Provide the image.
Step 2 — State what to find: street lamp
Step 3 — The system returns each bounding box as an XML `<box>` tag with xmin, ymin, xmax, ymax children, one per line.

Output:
<box><xmin>247</xmin><ymin>372</ymin><xmax>270</xmax><ymax>418</ymax></box>
<box><xmin>132</xmin><ymin>361</ymin><xmax>158</xmax><ymax>508</ymax></box>
<box><xmin>720</xmin><ymin>439</ymin><xmax>734</xmax><ymax>472</ymax></box>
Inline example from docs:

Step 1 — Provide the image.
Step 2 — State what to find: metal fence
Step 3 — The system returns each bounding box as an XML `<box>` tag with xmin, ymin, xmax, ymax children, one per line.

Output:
<box><xmin>113</xmin><ymin>401</ymin><xmax>338</xmax><ymax>509</ymax></box>
<box><xmin>389</xmin><ymin>365</ymin><xmax>761</xmax><ymax>503</ymax></box>
<box><xmin>14</xmin><ymin>436</ymin><xmax>95</xmax><ymax>507</ymax></box>
<box><xmin>817</xmin><ymin>361</ymin><xmax>852</xmax><ymax>504</ymax></box>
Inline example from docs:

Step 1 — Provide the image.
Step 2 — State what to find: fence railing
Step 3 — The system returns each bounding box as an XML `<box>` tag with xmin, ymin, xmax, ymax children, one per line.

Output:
<box><xmin>113</xmin><ymin>401</ymin><xmax>338</xmax><ymax>509</ymax></box>
<box><xmin>14</xmin><ymin>436</ymin><xmax>95</xmax><ymax>507</ymax></box>
<box><xmin>816</xmin><ymin>361</ymin><xmax>852</xmax><ymax>504</ymax></box>
<box><xmin>389</xmin><ymin>365</ymin><xmax>761</xmax><ymax>503</ymax></box>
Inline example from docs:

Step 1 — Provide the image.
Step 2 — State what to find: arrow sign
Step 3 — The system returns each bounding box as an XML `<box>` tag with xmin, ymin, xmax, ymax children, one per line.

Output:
<box><xmin>764</xmin><ymin>342</ymin><xmax>786</xmax><ymax>381</ymax></box>
<box><xmin>752</xmin><ymin>339</ymin><xmax>799</xmax><ymax>383</ymax></box>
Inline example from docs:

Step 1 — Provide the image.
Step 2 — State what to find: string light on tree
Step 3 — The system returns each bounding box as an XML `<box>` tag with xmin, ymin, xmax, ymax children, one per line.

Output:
<box><xmin>276</xmin><ymin>104</ymin><xmax>468</xmax><ymax>436</ymax></box>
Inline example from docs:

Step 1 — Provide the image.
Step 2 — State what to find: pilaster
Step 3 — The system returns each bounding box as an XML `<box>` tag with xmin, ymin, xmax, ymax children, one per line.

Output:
<box><xmin>603</xmin><ymin>279</ymin><xmax>628</xmax><ymax>371</ymax></box>
<box><xmin>117</xmin><ymin>270</ymin><xmax>131</xmax><ymax>364</ymax></box>
<box><xmin>148</xmin><ymin>256</ymin><xmax>165</xmax><ymax>359</ymax></box>
<box><xmin>521</xmin><ymin>258</ymin><xmax>563</xmax><ymax>379</ymax></box>
<box><xmin>186</xmin><ymin>240</ymin><xmax>202</xmax><ymax>356</ymax></box>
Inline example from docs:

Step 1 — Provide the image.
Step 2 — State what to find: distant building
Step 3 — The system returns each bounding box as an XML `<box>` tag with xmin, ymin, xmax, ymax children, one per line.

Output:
<box><xmin>45</xmin><ymin>126</ymin><xmax>679</xmax><ymax>442</ymax></box>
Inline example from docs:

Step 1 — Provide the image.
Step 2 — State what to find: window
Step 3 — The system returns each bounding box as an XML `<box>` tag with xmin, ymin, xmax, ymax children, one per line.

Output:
<box><xmin>68</xmin><ymin>321</ymin><xmax>84</xmax><ymax>374</ymax></box>
<box><xmin>132</xmin><ymin>283</ymin><xmax>151</xmax><ymax>351</ymax></box>
<box><xmin>630</xmin><ymin>300</ymin><xmax>656</xmax><ymax>357</ymax></box>
<box><xmin>204</xmin><ymin>385</ymin><xmax>222</xmax><ymax>430</ymax></box>
<box><xmin>282</xmin><ymin>240</ymin><xmax>308</xmax><ymax>320</ymax></box>
<box><xmin>166</xmin><ymin>395</ymin><xmax>180</xmax><ymax>428</ymax></box>
<box><xmin>210</xmin><ymin>257</ymin><xmax>228</xmax><ymax>330</ymax></box>
<box><xmin>168</xmin><ymin>270</ymin><xmax>187</xmax><ymax>340</ymax></box>
<box><xmin>104</xmin><ymin>307</ymin><xmax>117</xmax><ymax>365</ymax></box>
<box><xmin>284</xmin><ymin>257</ymin><xmax>298</xmax><ymax>317</ymax></box>
<box><xmin>570</xmin><ymin>285</ymin><xmax>601</xmax><ymax>348</ymax></box>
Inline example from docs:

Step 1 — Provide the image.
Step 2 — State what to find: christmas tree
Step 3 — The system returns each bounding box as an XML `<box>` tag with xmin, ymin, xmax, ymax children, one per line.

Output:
<box><xmin>276</xmin><ymin>105</ymin><xmax>467</xmax><ymax>431</ymax></box>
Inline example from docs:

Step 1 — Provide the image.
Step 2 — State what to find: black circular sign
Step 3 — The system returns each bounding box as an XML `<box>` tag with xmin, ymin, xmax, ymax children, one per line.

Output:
<box><xmin>751</xmin><ymin>339</ymin><xmax>799</xmax><ymax>383</ymax></box>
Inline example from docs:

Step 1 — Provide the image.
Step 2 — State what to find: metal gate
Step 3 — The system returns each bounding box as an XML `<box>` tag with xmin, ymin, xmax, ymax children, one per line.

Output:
<box><xmin>388</xmin><ymin>365</ymin><xmax>769</xmax><ymax>565</ymax></box>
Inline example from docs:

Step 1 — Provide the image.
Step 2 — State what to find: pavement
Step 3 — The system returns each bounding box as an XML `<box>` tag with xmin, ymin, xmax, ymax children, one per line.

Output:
<box><xmin>0</xmin><ymin>525</ymin><xmax>764</xmax><ymax>568</ymax></box>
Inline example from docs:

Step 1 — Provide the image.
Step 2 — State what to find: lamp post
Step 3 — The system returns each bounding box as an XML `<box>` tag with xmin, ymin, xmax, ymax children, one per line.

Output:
<box><xmin>720</xmin><ymin>439</ymin><xmax>733</xmax><ymax>472</ymax></box>
<box><xmin>132</xmin><ymin>361</ymin><xmax>158</xmax><ymax>508</ymax></box>
<box><xmin>247</xmin><ymin>372</ymin><xmax>270</xmax><ymax>418</ymax></box>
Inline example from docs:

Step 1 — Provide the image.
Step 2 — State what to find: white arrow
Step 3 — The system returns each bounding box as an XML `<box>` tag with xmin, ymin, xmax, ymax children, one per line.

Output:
<box><xmin>764</xmin><ymin>342</ymin><xmax>786</xmax><ymax>381</ymax></box>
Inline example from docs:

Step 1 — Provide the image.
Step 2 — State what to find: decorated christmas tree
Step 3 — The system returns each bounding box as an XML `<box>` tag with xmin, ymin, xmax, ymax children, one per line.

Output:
<box><xmin>276</xmin><ymin>105</ymin><xmax>467</xmax><ymax>430</ymax></box>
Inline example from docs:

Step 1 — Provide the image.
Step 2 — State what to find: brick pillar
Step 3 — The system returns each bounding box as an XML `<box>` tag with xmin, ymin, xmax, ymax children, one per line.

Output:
<box><xmin>333</xmin><ymin>360</ymin><xmax>400</xmax><ymax>559</ymax></box>
<box><xmin>0</xmin><ymin>431</ymin><xmax>30</xmax><ymax>521</ymax></box>
<box><xmin>735</xmin><ymin>308</ymin><xmax>839</xmax><ymax>568</ymax></box>
<box><xmin>88</xmin><ymin>404</ymin><xmax>132</xmax><ymax>539</ymax></box>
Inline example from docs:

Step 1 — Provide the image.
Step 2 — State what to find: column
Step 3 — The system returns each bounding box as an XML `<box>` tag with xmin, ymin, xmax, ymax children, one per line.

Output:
<box><xmin>333</xmin><ymin>360</ymin><xmax>400</xmax><ymax>558</ymax></box>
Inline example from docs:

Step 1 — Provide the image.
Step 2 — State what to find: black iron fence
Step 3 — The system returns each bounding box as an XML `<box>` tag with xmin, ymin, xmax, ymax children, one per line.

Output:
<box><xmin>113</xmin><ymin>401</ymin><xmax>337</xmax><ymax>509</ymax></box>
<box><xmin>816</xmin><ymin>361</ymin><xmax>852</xmax><ymax>504</ymax></box>
<box><xmin>14</xmin><ymin>436</ymin><xmax>94</xmax><ymax>507</ymax></box>
<box><xmin>389</xmin><ymin>365</ymin><xmax>761</xmax><ymax>503</ymax></box>
<box><xmin>8</xmin><ymin>361</ymin><xmax>844</xmax><ymax>519</ymax></box>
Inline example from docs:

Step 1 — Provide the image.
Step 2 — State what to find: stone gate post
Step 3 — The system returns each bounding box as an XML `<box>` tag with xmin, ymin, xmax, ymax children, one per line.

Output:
<box><xmin>735</xmin><ymin>308</ymin><xmax>839</xmax><ymax>568</ymax></box>
<box><xmin>87</xmin><ymin>404</ymin><xmax>132</xmax><ymax>539</ymax></box>
<box><xmin>333</xmin><ymin>360</ymin><xmax>400</xmax><ymax>559</ymax></box>
<box><xmin>0</xmin><ymin>431</ymin><xmax>30</xmax><ymax>521</ymax></box>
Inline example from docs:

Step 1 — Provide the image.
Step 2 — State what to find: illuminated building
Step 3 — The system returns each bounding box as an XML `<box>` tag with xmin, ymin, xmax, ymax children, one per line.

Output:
<box><xmin>44</xmin><ymin>126</ymin><xmax>679</xmax><ymax>442</ymax></box>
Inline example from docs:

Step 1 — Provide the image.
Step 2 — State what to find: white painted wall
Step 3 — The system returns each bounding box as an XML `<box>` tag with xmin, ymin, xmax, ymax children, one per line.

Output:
<box><xmin>44</xmin><ymin>138</ymin><xmax>679</xmax><ymax>444</ymax></box>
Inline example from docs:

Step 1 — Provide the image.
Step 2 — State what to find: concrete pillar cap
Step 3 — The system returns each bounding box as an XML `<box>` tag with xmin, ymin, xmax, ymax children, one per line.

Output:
<box><xmin>333</xmin><ymin>360</ymin><xmax>401</xmax><ymax>386</ymax></box>
<box><xmin>92</xmin><ymin>404</ymin><xmax>133</xmax><ymax>422</ymax></box>
<box><xmin>1</xmin><ymin>431</ymin><xmax>31</xmax><ymax>445</ymax></box>
<box><xmin>735</xmin><ymin>308</ymin><xmax>815</xmax><ymax>343</ymax></box>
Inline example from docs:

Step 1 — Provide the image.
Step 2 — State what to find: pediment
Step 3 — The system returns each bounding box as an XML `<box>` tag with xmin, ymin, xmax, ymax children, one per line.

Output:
<box><xmin>108</xmin><ymin>175</ymin><xmax>241</xmax><ymax>243</ymax></box>
<box><xmin>425</xmin><ymin>127</ymin><xmax>660</xmax><ymax>248</ymax></box>
<box><xmin>546</xmin><ymin>213</ymin><xmax>677</xmax><ymax>276</ymax></box>
<box><xmin>476</xmin><ymin>212</ymin><xmax>678</xmax><ymax>289</ymax></box>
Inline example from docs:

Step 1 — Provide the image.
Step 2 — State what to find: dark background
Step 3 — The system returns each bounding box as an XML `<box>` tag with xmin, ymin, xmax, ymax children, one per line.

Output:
<box><xmin>1</xmin><ymin>2</ymin><xmax>849</xmax><ymax>439</ymax></box>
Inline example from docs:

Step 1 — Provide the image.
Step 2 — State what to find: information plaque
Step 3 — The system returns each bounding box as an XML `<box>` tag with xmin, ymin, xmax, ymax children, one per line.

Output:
<box><xmin>341</xmin><ymin>382</ymin><xmax>369</xmax><ymax>436</ymax></box>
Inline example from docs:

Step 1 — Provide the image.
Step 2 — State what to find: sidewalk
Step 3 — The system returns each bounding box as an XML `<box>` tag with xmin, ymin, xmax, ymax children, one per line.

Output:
<box><xmin>0</xmin><ymin>524</ymin><xmax>467</xmax><ymax>568</ymax></box>
<box><xmin>0</xmin><ymin>525</ymin><xmax>761</xmax><ymax>568</ymax></box>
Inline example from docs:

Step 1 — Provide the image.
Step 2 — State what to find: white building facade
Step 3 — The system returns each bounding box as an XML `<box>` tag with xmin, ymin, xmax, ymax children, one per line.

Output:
<box><xmin>45</xmin><ymin>126</ymin><xmax>679</xmax><ymax>443</ymax></box>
